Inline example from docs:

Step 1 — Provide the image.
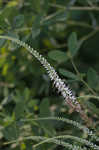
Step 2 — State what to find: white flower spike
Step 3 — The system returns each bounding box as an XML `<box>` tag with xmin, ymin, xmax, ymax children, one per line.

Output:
<box><xmin>0</xmin><ymin>35</ymin><xmax>81</xmax><ymax>112</ymax></box>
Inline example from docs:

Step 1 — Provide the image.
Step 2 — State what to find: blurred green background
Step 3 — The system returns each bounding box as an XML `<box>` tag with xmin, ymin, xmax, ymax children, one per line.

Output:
<box><xmin>0</xmin><ymin>0</ymin><xmax>99</xmax><ymax>150</ymax></box>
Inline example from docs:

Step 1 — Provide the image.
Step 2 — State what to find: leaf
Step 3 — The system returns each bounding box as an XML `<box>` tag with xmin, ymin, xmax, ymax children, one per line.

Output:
<box><xmin>48</xmin><ymin>50</ymin><xmax>68</xmax><ymax>63</ymax></box>
<box><xmin>3</xmin><ymin>123</ymin><xmax>19</xmax><ymax>140</ymax></box>
<box><xmin>32</xmin><ymin>15</ymin><xmax>42</xmax><ymax>39</ymax></box>
<box><xmin>59</xmin><ymin>68</ymin><xmax>78</xmax><ymax>80</ymax></box>
<box><xmin>0</xmin><ymin>5</ymin><xmax>17</xmax><ymax>29</ymax></box>
<box><xmin>0</xmin><ymin>39</ymin><xmax>5</xmax><ymax>47</ymax></box>
<box><xmin>2</xmin><ymin>63</ymin><xmax>9</xmax><ymax>76</ymax></box>
<box><xmin>32</xmin><ymin>27</ymin><xmax>40</xmax><ymax>39</ymax></box>
<box><xmin>7</xmin><ymin>32</ymin><xmax>19</xmax><ymax>49</ymax></box>
<box><xmin>1</xmin><ymin>95</ymin><xmax>12</xmax><ymax>107</ymax></box>
<box><xmin>7</xmin><ymin>32</ymin><xmax>19</xmax><ymax>39</ymax></box>
<box><xmin>86</xmin><ymin>101</ymin><xmax>99</xmax><ymax>115</ymax></box>
<box><xmin>42</xmin><ymin>0</ymin><xmax>49</xmax><ymax>13</ymax></box>
<box><xmin>15</xmin><ymin>101</ymin><xmax>25</xmax><ymax>119</ymax></box>
<box><xmin>68</xmin><ymin>32</ymin><xmax>79</xmax><ymax>57</ymax></box>
<box><xmin>40</xmin><ymin>98</ymin><xmax>50</xmax><ymax>117</ymax></box>
<box><xmin>14</xmin><ymin>95</ymin><xmax>25</xmax><ymax>120</ymax></box>
<box><xmin>39</xmin><ymin>98</ymin><xmax>55</xmax><ymax>135</ymax></box>
<box><xmin>32</xmin><ymin>0</ymin><xmax>41</xmax><ymax>13</ymax></box>
<box><xmin>23</xmin><ymin>88</ymin><xmax>30</xmax><ymax>101</ymax></box>
<box><xmin>43</xmin><ymin>10</ymin><xmax>69</xmax><ymax>26</ymax></box>
<box><xmin>87</xmin><ymin>68</ymin><xmax>99</xmax><ymax>90</ymax></box>
<box><xmin>0</xmin><ymin>16</ymin><xmax>8</xmax><ymax>29</ymax></box>
<box><xmin>13</xmin><ymin>14</ymin><xmax>24</xmax><ymax>28</ymax></box>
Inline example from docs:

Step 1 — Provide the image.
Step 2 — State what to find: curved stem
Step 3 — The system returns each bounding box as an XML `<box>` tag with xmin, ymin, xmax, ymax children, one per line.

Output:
<box><xmin>0</xmin><ymin>35</ymin><xmax>80</xmax><ymax>110</ymax></box>
<box><xmin>70</xmin><ymin>58</ymin><xmax>97</xmax><ymax>95</ymax></box>
<box><xmin>49</xmin><ymin>3</ymin><xmax>99</xmax><ymax>11</ymax></box>
<box><xmin>77</xmin><ymin>95</ymin><xmax>99</xmax><ymax>100</ymax></box>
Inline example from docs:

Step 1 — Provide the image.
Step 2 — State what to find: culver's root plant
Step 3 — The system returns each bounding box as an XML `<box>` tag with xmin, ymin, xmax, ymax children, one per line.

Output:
<box><xmin>0</xmin><ymin>35</ymin><xmax>99</xmax><ymax>150</ymax></box>
<box><xmin>0</xmin><ymin>35</ymin><xmax>81</xmax><ymax>111</ymax></box>
<box><xmin>0</xmin><ymin>35</ymin><xmax>94</xmax><ymax>123</ymax></box>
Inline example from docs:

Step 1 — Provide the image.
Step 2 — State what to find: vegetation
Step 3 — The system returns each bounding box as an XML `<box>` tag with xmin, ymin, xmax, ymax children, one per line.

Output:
<box><xmin>0</xmin><ymin>0</ymin><xmax>99</xmax><ymax>150</ymax></box>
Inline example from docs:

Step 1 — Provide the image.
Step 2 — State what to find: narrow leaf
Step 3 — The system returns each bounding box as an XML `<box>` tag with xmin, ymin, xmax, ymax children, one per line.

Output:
<box><xmin>68</xmin><ymin>32</ymin><xmax>79</xmax><ymax>56</ymax></box>
<box><xmin>59</xmin><ymin>68</ymin><xmax>78</xmax><ymax>80</ymax></box>
<box><xmin>87</xmin><ymin>68</ymin><xmax>99</xmax><ymax>90</ymax></box>
<box><xmin>48</xmin><ymin>50</ymin><xmax>68</xmax><ymax>63</ymax></box>
<box><xmin>13</xmin><ymin>15</ymin><xmax>24</xmax><ymax>28</ymax></box>
<box><xmin>0</xmin><ymin>39</ymin><xmax>5</xmax><ymax>47</ymax></box>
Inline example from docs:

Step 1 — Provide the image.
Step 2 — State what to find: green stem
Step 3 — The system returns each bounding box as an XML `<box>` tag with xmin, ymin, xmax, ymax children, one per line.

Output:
<box><xmin>70</xmin><ymin>58</ymin><xmax>97</xmax><ymax>95</ymax></box>
<box><xmin>80</xmin><ymin>79</ymin><xmax>97</xmax><ymax>95</ymax></box>
<box><xmin>79</xmin><ymin>29</ymin><xmax>99</xmax><ymax>46</ymax></box>
<box><xmin>77</xmin><ymin>95</ymin><xmax>99</xmax><ymax>100</ymax></box>
<box><xmin>48</xmin><ymin>3</ymin><xmax>99</xmax><ymax>11</ymax></box>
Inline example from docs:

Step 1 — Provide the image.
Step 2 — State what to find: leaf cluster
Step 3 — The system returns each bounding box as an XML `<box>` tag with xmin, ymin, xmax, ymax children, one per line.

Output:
<box><xmin>0</xmin><ymin>0</ymin><xmax>99</xmax><ymax>150</ymax></box>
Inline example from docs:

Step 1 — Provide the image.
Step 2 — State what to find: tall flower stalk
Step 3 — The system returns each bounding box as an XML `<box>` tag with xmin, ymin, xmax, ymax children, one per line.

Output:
<box><xmin>0</xmin><ymin>35</ymin><xmax>81</xmax><ymax>112</ymax></box>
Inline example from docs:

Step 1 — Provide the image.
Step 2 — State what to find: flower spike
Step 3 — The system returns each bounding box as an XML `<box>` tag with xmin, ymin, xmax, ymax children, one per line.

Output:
<box><xmin>0</xmin><ymin>35</ymin><xmax>81</xmax><ymax>112</ymax></box>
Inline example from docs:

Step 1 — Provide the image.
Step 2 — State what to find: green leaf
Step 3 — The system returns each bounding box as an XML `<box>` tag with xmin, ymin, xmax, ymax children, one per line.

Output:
<box><xmin>42</xmin><ymin>0</ymin><xmax>49</xmax><ymax>13</ymax></box>
<box><xmin>39</xmin><ymin>98</ymin><xmax>55</xmax><ymax>135</ymax></box>
<box><xmin>43</xmin><ymin>10</ymin><xmax>69</xmax><ymax>26</ymax></box>
<box><xmin>14</xmin><ymin>96</ymin><xmax>25</xmax><ymax>120</ymax></box>
<box><xmin>68</xmin><ymin>32</ymin><xmax>79</xmax><ymax>57</ymax></box>
<box><xmin>3</xmin><ymin>123</ymin><xmax>19</xmax><ymax>140</ymax></box>
<box><xmin>40</xmin><ymin>98</ymin><xmax>50</xmax><ymax>117</ymax></box>
<box><xmin>13</xmin><ymin>14</ymin><xmax>24</xmax><ymax>28</ymax></box>
<box><xmin>7</xmin><ymin>32</ymin><xmax>19</xmax><ymax>39</ymax></box>
<box><xmin>32</xmin><ymin>15</ymin><xmax>42</xmax><ymax>39</ymax></box>
<box><xmin>32</xmin><ymin>27</ymin><xmax>40</xmax><ymax>39</ymax></box>
<box><xmin>0</xmin><ymin>5</ymin><xmax>17</xmax><ymax>29</ymax></box>
<box><xmin>86</xmin><ymin>101</ymin><xmax>99</xmax><ymax>115</ymax></box>
<box><xmin>59</xmin><ymin>68</ymin><xmax>78</xmax><ymax>80</ymax></box>
<box><xmin>0</xmin><ymin>39</ymin><xmax>5</xmax><ymax>47</ymax></box>
<box><xmin>23</xmin><ymin>88</ymin><xmax>30</xmax><ymax>101</ymax></box>
<box><xmin>87</xmin><ymin>68</ymin><xmax>99</xmax><ymax>90</ymax></box>
<box><xmin>14</xmin><ymin>101</ymin><xmax>25</xmax><ymax>120</ymax></box>
<box><xmin>0</xmin><ymin>16</ymin><xmax>8</xmax><ymax>29</ymax></box>
<box><xmin>32</xmin><ymin>0</ymin><xmax>41</xmax><ymax>13</ymax></box>
<box><xmin>48</xmin><ymin>50</ymin><xmax>68</xmax><ymax>63</ymax></box>
<box><xmin>7</xmin><ymin>32</ymin><xmax>19</xmax><ymax>49</ymax></box>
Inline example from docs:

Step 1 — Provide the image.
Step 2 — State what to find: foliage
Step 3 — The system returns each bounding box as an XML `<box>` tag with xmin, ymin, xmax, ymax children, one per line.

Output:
<box><xmin>0</xmin><ymin>0</ymin><xmax>99</xmax><ymax>150</ymax></box>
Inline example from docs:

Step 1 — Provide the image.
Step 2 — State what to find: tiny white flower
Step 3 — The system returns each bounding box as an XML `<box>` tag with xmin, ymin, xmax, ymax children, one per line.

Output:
<box><xmin>0</xmin><ymin>35</ymin><xmax>80</xmax><ymax>110</ymax></box>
